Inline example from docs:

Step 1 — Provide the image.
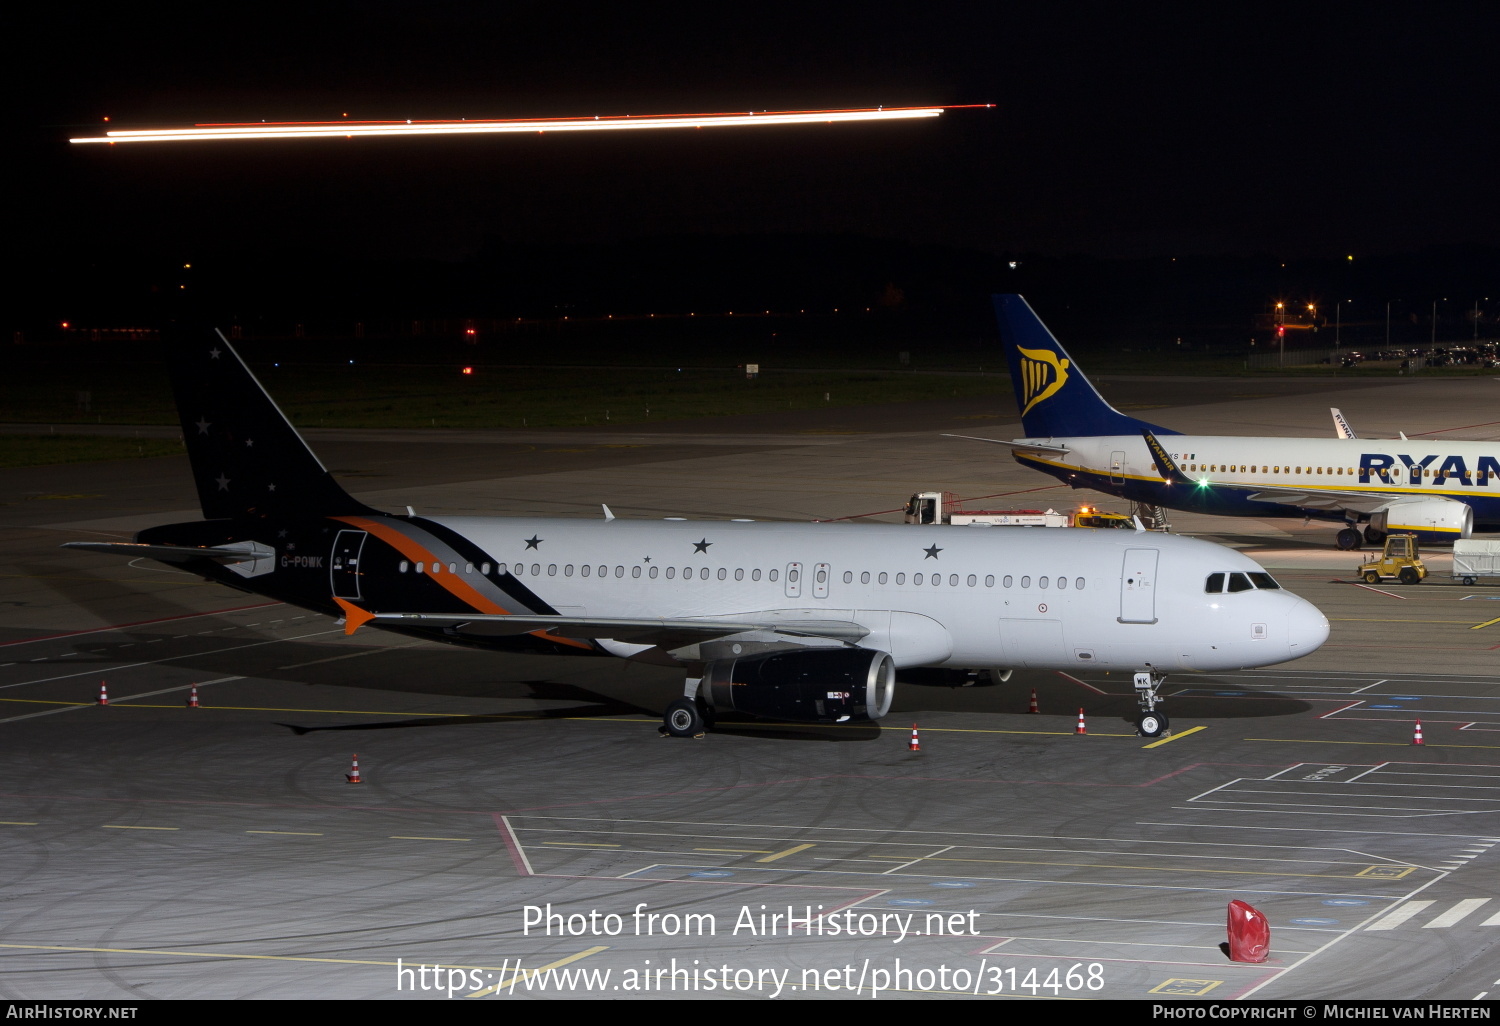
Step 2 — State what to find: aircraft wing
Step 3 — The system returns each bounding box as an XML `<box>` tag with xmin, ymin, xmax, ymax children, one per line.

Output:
<box><xmin>942</xmin><ymin>434</ymin><xmax>1071</xmax><ymax>456</ymax></box>
<box><xmin>1245</xmin><ymin>487</ymin><xmax>1404</xmax><ymax>513</ymax></box>
<box><xmin>61</xmin><ymin>541</ymin><xmax>266</xmax><ymax>563</ymax></box>
<box><xmin>338</xmin><ymin>599</ymin><xmax>869</xmax><ymax>648</ymax></box>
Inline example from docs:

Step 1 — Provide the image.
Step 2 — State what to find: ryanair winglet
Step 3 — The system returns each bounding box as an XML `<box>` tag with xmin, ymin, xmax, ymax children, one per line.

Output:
<box><xmin>994</xmin><ymin>295</ymin><xmax>1179</xmax><ymax>438</ymax></box>
<box><xmin>1142</xmin><ymin>430</ymin><xmax>1189</xmax><ymax>484</ymax></box>
<box><xmin>334</xmin><ymin>597</ymin><xmax>376</xmax><ymax>635</ymax></box>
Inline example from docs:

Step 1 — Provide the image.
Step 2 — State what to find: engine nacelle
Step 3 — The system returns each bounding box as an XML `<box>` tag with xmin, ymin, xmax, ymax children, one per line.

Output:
<box><xmin>1372</xmin><ymin>498</ymin><xmax>1474</xmax><ymax>543</ymax></box>
<box><xmin>706</xmin><ymin>648</ymin><xmax>895</xmax><ymax>724</ymax></box>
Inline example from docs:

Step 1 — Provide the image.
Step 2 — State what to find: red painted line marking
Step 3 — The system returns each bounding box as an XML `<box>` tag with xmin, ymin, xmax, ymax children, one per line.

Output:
<box><xmin>1342</xmin><ymin>582</ymin><xmax>1406</xmax><ymax>600</ymax></box>
<box><xmin>493</xmin><ymin>813</ymin><xmax>532</xmax><ymax>877</ymax></box>
<box><xmin>0</xmin><ymin>602</ymin><xmax>283</xmax><ymax>648</ymax></box>
<box><xmin>1319</xmin><ymin>700</ymin><xmax>1364</xmax><ymax>720</ymax></box>
<box><xmin>1055</xmin><ymin>670</ymin><xmax>1109</xmax><ymax>694</ymax></box>
<box><xmin>1408</xmin><ymin>419</ymin><xmax>1500</xmax><ymax>437</ymax></box>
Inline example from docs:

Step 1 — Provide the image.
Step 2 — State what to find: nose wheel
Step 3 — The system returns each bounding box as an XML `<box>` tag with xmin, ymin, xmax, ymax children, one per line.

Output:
<box><xmin>1134</xmin><ymin>671</ymin><xmax>1170</xmax><ymax>738</ymax></box>
<box><xmin>1137</xmin><ymin>710</ymin><xmax>1170</xmax><ymax>738</ymax></box>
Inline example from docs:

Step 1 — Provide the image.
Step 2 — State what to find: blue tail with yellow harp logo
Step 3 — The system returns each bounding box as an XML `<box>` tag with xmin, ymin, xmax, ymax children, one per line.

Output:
<box><xmin>994</xmin><ymin>294</ymin><xmax>1180</xmax><ymax>438</ymax></box>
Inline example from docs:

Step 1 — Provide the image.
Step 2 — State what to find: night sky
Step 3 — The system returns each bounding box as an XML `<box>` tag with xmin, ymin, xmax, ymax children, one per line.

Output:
<box><xmin>16</xmin><ymin>2</ymin><xmax>1499</xmax><ymax>327</ymax></box>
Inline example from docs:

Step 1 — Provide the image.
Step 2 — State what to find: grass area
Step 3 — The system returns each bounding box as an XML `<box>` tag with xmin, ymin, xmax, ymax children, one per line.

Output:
<box><xmin>1</xmin><ymin>364</ymin><xmax>1007</xmax><ymax>430</ymax></box>
<box><xmin>0</xmin><ymin>434</ymin><xmax>185</xmax><ymax>469</ymax></box>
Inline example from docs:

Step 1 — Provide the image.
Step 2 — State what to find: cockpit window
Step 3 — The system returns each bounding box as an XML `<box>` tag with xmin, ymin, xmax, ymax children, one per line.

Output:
<box><xmin>1205</xmin><ymin>572</ymin><xmax>1225</xmax><ymax>593</ymax></box>
<box><xmin>1248</xmin><ymin>572</ymin><xmax>1281</xmax><ymax>590</ymax></box>
<box><xmin>1226</xmin><ymin>572</ymin><xmax>1254</xmax><ymax>592</ymax></box>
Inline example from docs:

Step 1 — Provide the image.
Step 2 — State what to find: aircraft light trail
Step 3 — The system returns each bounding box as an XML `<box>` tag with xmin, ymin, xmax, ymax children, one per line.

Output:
<box><xmin>70</xmin><ymin>105</ymin><xmax>976</xmax><ymax>144</ymax></box>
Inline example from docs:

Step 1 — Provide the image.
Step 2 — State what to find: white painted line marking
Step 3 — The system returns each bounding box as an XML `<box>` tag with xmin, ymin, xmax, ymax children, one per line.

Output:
<box><xmin>1365</xmin><ymin>901</ymin><xmax>1435</xmax><ymax>930</ymax></box>
<box><xmin>0</xmin><ymin>628</ymin><xmax>341</xmax><ymax>693</ymax></box>
<box><xmin>1481</xmin><ymin>908</ymin><xmax>1500</xmax><ymax>926</ymax></box>
<box><xmin>1423</xmin><ymin>898</ymin><xmax>1490</xmax><ymax>928</ymax></box>
<box><xmin>1350</xmin><ymin>680</ymin><xmax>1390</xmax><ymax>694</ymax></box>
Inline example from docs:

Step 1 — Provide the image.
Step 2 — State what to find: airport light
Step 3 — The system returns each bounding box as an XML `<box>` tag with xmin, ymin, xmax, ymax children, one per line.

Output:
<box><xmin>68</xmin><ymin>105</ymin><xmax>969</xmax><ymax>145</ymax></box>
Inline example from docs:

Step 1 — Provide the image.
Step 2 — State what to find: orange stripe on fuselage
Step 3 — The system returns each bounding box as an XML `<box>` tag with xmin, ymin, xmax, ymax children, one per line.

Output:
<box><xmin>330</xmin><ymin>516</ymin><xmax>594</xmax><ymax>651</ymax></box>
<box><xmin>332</xmin><ymin>515</ymin><xmax>511</xmax><ymax>615</ymax></box>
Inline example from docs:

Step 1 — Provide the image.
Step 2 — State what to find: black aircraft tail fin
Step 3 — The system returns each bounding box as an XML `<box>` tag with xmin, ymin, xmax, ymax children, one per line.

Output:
<box><xmin>165</xmin><ymin>326</ymin><xmax>377</xmax><ymax>520</ymax></box>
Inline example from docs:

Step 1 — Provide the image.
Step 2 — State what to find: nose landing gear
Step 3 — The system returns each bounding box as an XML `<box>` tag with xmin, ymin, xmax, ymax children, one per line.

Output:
<box><xmin>1134</xmin><ymin>671</ymin><xmax>1170</xmax><ymax>738</ymax></box>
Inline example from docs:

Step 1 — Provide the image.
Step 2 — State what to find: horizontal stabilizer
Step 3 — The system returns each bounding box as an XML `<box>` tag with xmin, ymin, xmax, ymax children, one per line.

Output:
<box><xmin>943</xmin><ymin>433</ymin><xmax>1072</xmax><ymax>456</ymax></box>
<box><xmin>62</xmin><ymin>541</ymin><xmax>264</xmax><ymax>563</ymax></box>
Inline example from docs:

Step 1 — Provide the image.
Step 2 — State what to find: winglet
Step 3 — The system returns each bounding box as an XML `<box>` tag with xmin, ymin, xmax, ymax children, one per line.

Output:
<box><xmin>602</xmin><ymin>504</ymin><xmax>616</xmax><ymax>521</ymax></box>
<box><xmin>1331</xmin><ymin>408</ymin><xmax>1358</xmax><ymax>439</ymax></box>
<box><xmin>1141</xmin><ymin>430</ymin><xmax>1189</xmax><ymax>484</ymax></box>
<box><xmin>333</xmin><ymin>597</ymin><xmax>376</xmax><ymax>635</ymax></box>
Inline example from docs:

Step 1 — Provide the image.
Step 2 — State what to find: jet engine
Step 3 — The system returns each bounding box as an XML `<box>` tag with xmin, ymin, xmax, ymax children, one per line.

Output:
<box><xmin>1371</xmin><ymin>497</ymin><xmax>1474</xmax><ymax>543</ymax></box>
<box><xmin>705</xmin><ymin>648</ymin><xmax>895</xmax><ymax>723</ymax></box>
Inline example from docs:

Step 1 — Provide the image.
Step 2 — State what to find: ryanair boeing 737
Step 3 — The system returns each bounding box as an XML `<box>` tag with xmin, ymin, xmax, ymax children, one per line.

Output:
<box><xmin>971</xmin><ymin>295</ymin><xmax>1500</xmax><ymax>551</ymax></box>
<box><xmin>63</xmin><ymin>327</ymin><xmax>1330</xmax><ymax>738</ymax></box>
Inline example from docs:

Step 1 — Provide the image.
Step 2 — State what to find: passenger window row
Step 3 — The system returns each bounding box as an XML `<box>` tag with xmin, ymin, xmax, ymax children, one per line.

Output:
<box><xmin>1204</xmin><ymin>571</ymin><xmax>1282</xmax><ymax>593</ymax></box>
<box><xmin>1187</xmin><ymin>464</ymin><xmax>1495</xmax><ymax>480</ymax></box>
<box><xmin>394</xmin><ymin>560</ymin><xmax>1088</xmax><ymax>591</ymax></box>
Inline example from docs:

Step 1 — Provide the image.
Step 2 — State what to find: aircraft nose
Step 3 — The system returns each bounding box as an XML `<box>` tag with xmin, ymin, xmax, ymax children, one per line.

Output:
<box><xmin>1286</xmin><ymin>595</ymin><xmax>1330</xmax><ymax>656</ymax></box>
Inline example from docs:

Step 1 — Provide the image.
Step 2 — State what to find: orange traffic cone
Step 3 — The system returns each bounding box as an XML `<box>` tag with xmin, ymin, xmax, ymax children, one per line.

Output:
<box><xmin>1075</xmin><ymin>707</ymin><xmax>1087</xmax><ymax>735</ymax></box>
<box><xmin>908</xmin><ymin>724</ymin><xmax>921</xmax><ymax>752</ymax></box>
<box><xmin>97</xmin><ymin>681</ymin><xmax>108</xmax><ymax>706</ymax></box>
<box><xmin>186</xmin><ymin>685</ymin><xmax>199</xmax><ymax>709</ymax></box>
<box><xmin>1028</xmin><ymin>688</ymin><xmax>1040</xmax><ymax>714</ymax></box>
<box><xmin>1412</xmin><ymin>720</ymin><xmax>1424</xmax><ymax>746</ymax></box>
<box><xmin>346</xmin><ymin>754</ymin><xmax>363</xmax><ymax>783</ymax></box>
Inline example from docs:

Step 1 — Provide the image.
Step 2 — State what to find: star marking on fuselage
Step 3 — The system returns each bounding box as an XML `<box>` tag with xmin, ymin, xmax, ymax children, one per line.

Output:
<box><xmin>215</xmin><ymin>473</ymin><xmax>230</xmax><ymax>491</ymax></box>
<box><xmin>693</xmin><ymin>538</ymin><xmax>711</xmax><ymax>553</ymax></box>
<box><xmin>245</xmin><ymin>438</ymin><xmax>254</xmax><ymax>447</ymax></box>
<box><xmin>277</xmin><ymin>529</ymin><xmax>288</xmax><ymax>538</ymax></box>
<box><xmin>267</xmin><ymin>483</ymin><xmax>276</xmax><ymax>492</ymax></box>
<box><xmin>923</xmin><ymin>544</ymin><xmax>942</xmax><ymax>559</ymax></box>
<box><xmin>209</xmin><ymin>347</ymin><xmax>222</xmax><ymax>359</ymax></box>
<box><xmin>196</xmin><ymin>418</ymin><xmax>210</xmax><ymax>434</ymax></box>
<box><xmin>524</xmin><ymin>536</ymin><xmax>543</xmax><ymax>550</ymax></box>
<box><xmin>643</xmin><ymin>556</ymin><xmax>651</xmax><ymax>562</ymax></box>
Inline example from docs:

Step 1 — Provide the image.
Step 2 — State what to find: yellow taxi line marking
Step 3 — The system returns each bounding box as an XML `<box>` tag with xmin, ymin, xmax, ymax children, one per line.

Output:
<box><xmin>467</xmin><ymin>946</ymin><xmax>609</xmax><ymax>998</ymax></box>
<box><xmin>1245</xmin><ymin>738</ymin><xmax>1500</xmax><ymax>749</ymax></box>
<box><xmin>861</xmin><ymin>854</ymin><xmax>1408</xmax><ymax>880</ymax></box>
<box><xmin>246</xmin><ymin>831</ymin><xmax>323</xmax><ymax>836</ymax></box>
<box><xmin>1471</xmin><ymin>617</ymin><xmax>1500</xmax><ymax>631</ymax></box>
<box><xmin>389</xmin><ymin>836</ymin><xmax>472</xmax><ymax>842</ymax></box>
<box><xmin>102</xmin><ymin>825</ymin><xmax>178</xmax><ymax>831</ymax></box>
<box><xmin>0</xmin><ymin>942</ymin><xmax>514</xmax><ymax>971</ymax></box>
<box><xmin>542</xmin><ymin>842</ymin><xmax>620</xmax><ymax>847</ymax></box>
<box><xmin>1328</xmin><ymin>619</ymin><xmax>1479</xmax><ymax>624</ymax></box>
<box><xmin>1143</xmin><ymin>725</ymin><xmax>1208</xmax><ymax>749</ymax></box>
<box><xmin>758</xmin><ymin>843</ymin><xmax>815</xmax><ymax>863</ymax></box>
<box><xmin>696</xmin><ymin>848</ymin><xmax>774</xmax><ymax>853</ymax></box>
<box><xmin>0</xmin><ymin>821</ymin><xmax>38</xmax><ymax>826</ymax></box>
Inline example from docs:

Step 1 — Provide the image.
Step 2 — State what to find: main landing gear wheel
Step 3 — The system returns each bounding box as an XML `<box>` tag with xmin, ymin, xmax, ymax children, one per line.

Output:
<box><xmin>1364</xmin><ymin>526</ymin><xmax>1387</xmax><ymax>545</ymax></box>
<box><xmin>1363</xmin><ymin>571</ymin><xmax>1381</xmax><ymax>584</ymax></box>
<box><xmin>1398</xmin><ymin>567</ymin><xmax>1421</xmax><ymax>585</ymax></box>
<box><xmin>1137</xmin><ymin>711</ymin><xmax>1169</xmax><ymax>738</ymax></box>
<box><xmin>661</xmin><ymin>698</ymin><xmax>706</xmax><ymax>738</ymax></box>
<box><xmin>1336</xmin><ymin>528</ymin><xmax>1362</xmax><ymax>550</ymax></box>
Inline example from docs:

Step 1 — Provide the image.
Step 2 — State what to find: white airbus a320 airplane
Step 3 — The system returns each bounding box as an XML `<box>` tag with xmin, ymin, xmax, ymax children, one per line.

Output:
<box><xmin>64</xmin><ymin>328</ymin><xmax>1330</xmax><ymax>738</ymax></box>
